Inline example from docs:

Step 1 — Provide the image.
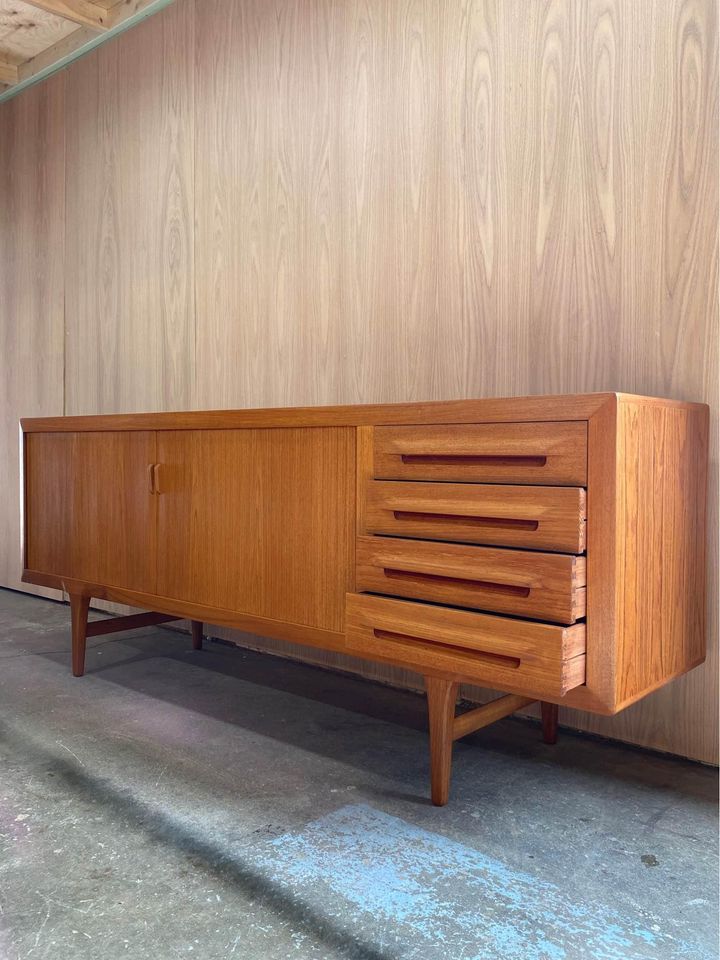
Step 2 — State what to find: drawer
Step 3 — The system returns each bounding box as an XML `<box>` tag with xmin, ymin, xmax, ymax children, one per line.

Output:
<box><xmin>374</xmin><ymin>421</ymin><xmax>587</xmax><ymax>485</ymax></box>
<box><xmin>356</xmin><ymin>536</ymin><xmax>586</xmax><ymax>624</ymax></box>
<box><xmin>364</xmin><ymin>481</ymin><xmax>586</xmax><ymax>553</ymax></box>
<box><xmin>345</xmin><ymin>593</ymin><xmax>586</xmax><ymax>698</ymax></box>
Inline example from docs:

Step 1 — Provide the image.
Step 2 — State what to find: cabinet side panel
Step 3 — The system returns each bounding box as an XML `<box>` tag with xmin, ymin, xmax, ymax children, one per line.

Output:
<box><xmin>574</xmin><ymin>397</ymin><xmax>619</xmax><ymax>713</ymax></box>
<box><xmin>614</xmin><ymin>399</ymin><xmax>709</xmax><ymax>707</ymax></box>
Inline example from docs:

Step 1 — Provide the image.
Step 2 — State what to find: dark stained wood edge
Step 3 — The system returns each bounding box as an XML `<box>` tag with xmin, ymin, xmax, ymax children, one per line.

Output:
<box><xmin>85</xmin><ymin>611</ymin><xmax>182</xmax><ymax>637</ymax></box>
<box><xmin>70</xmin><ymin>593</ymin><xmax>89</xmax><ymax>677</ymax></box>
<box><xmin>452</xmin><ymin>694</ymin><xmax>536</xmax><ymax>740</ymax></box>
<box><xmin>355</xmin><ymin>425</ymin><xmax>375</xmax><ymax>592</ymax></box>
<box><xmin>541</xmin><ymin>701</ymin><xmax>559</xmax><ymax>744</ymax></box>
<box><xmin>21</xmin><ymin>393</ymin><xmax>629</xmax><ymax>432</ymax></box>
<box><xmin>20</xmin><ymin>431</ymin><xmax>28</xmax><ymax>571</ymax></box>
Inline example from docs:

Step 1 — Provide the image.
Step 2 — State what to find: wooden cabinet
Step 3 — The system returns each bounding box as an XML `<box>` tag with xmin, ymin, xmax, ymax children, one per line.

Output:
<box><xmin>20</xmin><ymin>394</ymin><xmax>709</xmax><ymax>806</ymax></box>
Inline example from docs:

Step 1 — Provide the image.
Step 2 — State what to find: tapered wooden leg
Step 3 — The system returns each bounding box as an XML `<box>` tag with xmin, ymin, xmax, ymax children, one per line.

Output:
<box><xmin>426</xmin><ymin>677</ymin><xmax>458</xmax><ymax>806</ymax></box>
<box><xmin>191</xmin><ymin>620</ymin><xmax>203</xmax><ymax>651</ymax></box>
<box><xmin>70</xmin><ymin>594</ymin><xmax>90</xmax><ymax>678</ymax></box>
<box><xmin>541</xmin><ymin>702</ymin><xmax>559</xmax><ymax>745</ymax></box>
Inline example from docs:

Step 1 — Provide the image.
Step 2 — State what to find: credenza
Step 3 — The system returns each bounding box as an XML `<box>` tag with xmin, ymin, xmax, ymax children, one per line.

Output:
<box><xmin>21</xmin><ymin>393</ymin><xmax>708</xmax><ymax>805</ymax></box>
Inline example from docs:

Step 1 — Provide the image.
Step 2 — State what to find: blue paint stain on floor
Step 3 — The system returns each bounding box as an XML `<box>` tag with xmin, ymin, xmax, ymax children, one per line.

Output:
<box><xmin>252</xmin><ymin>804</ymin><xmax>711</xmax><ymax>960</ymax></box>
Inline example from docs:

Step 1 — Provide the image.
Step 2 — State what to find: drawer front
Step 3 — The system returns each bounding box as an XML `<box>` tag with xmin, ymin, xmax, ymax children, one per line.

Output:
<box><xmin>364</xmin><ymin>481</ymin><xmax>586</xmax><ymax>553</ymax></box>
<box><xmin>374</xmin><ymin>421</ymin><xmax>587</xmax><ymax>485</ymax></box>
<box><xmin>345</xmin><ymin>593</ymin><xmax>586</xmax><ymax>698</ymax></box>
<box><xmin>356</xmin><ymin>536</ymin><xmax>586</xmax><ymax>624</ymax></box>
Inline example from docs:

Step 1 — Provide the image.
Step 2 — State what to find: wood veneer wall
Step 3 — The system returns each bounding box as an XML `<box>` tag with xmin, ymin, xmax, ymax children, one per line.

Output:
<box><xmin>0</xmin><ymin>75</ymin><xmax>65</xmax><ymax>598</ymax></box>
<box><xmin>0</xmin><ymin>0</ymin><xmax>717</xmax><ymax>762</ymax></box>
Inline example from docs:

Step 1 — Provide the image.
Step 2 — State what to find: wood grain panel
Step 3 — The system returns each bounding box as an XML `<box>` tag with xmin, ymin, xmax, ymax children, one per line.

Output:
<box><xmin>611</xmin><ymin>399</ymin><xmax>708</xmax><ymax>706</ymax></box>
<box><xmin>0</xmin><ymin>75</ymin><xmax>64</xmax><ymax>595</ymax></box>
<box><xmin>156</xmin><ymin>428</ymin><xmax>355</xmax><ymax>631</ymax></box>
<box><xmin>436</xmin><ymin>0</ymin><xmax>518</xmax><ymax>397</ymax></box>
<box><xmin>555</xmin><ymin>0</ymin><xmax>719</xmax><ymax>760</ymax></box>
<box><xmin>24</xmin><ymin>431</ymin><xmax>157</xmax><ymax>591</ymax></box>
<box><xmin>0</xmin><ymin>0</ymin><xmax>716</xmax><ymax>761</ymax></box>
<box><xmin>339</xmin><ymin>0</ymin><xmax>443</xmax><ymax>403</ymax></box>
<box><xmin>202</xmin><ymin>0</ymin><xmax>717</xmax><ymax>761</ymax></box>
<box><xmin>193</xmin><ymin>0</ymin><xmax>345</xmax><ymax>409</ymax></box>
<box><xmin>64</xmin><ymin>0</ymin><xmax>194</xmax><ymax>415</ymax></box>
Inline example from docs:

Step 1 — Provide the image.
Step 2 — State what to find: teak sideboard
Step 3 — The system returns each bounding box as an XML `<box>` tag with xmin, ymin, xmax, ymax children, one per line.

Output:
<box><xmin>21</xmin><ymin>393</ymin><xmax>708</xmax><ymax>805</ymax></box>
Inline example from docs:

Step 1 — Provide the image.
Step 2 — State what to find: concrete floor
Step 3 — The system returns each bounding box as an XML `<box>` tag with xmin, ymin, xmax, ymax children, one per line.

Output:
<box><xmin>0</xmin><ymin>588</ymin><xmax>717</xmax><ymax>960</ymax></box>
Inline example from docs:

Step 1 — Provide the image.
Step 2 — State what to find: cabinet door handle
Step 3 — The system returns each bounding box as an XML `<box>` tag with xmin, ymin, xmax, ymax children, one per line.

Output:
<box><xmin>148</xmin><ymin>463</ymin><xmax>156</xmax><ymax>495</ymax></box>
<box><xmin>152</xmin><ymin>463</ymin><xmax>161</xmax><ymax>495</ymax></box>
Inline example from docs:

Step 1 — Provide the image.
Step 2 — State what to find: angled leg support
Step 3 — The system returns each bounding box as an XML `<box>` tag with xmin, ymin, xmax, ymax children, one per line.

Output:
<box><xmin>425</xmin><ymin>681</ymin><xmax>541</xmax><ymax>806</ymax></box>
<box><xmin>453</xmin><ymin>694</ymin><xmax>536</xmax><ymax>741</ymax></box>
<box><xmin>426</xmin><ymin>677</ymin><xmax>458</xmax><ymax>807</ymax></box>
<box><xmin>68</xmin><ymin>598</ymin><xmax>185</xmax><ymax>676</ymax></box>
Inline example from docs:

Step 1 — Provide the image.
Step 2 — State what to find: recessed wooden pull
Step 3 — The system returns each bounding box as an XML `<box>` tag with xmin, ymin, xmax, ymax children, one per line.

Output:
<box><xmin>372</xmin><ymin>628</ymin><xmax>521</xmax><ymax>669</ymax></box>
<box><xmin>400</xmin><ymin>454</ymin><xmax>547</xmax><ymax>467</ymax></box>
<box><xmin>148</xmin><ymin>463</ymin><xmax>155</xmax><ymax>495</ymax></box>
<box><xmin>392</xmin><ymin>510</ymin><xmax>540</xmax><ymax>532</ymax></box>
<box><xmin>382</xmin><ymin>567</ymin><xmax>531</xmax><ymax>598</ymax></box>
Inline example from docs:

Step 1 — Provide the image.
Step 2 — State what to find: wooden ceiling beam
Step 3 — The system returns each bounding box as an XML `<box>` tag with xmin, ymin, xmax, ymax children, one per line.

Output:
<box><xmin>0</xmin><ymin>60</ymin><xmax>19</xmax><ymax>86</ymax></box>
<box><xmin>2</xmin><ymin>0</ymin><xmax>175</xmax><ymax>103</ymax></box>
<box><xmin>22</xmin><ymin>0</ymin><xmax>110</xmax><ymax>32</ymax></box>
<box><xmin>17</xmin><ymin>27</ymin><xmax>97</xmax><ymax>84</ymax></box>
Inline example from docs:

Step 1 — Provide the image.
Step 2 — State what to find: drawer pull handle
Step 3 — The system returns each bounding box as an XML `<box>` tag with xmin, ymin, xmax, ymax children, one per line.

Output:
<box><xmin>372</xmin><ymin>628</ymin><xmax>521</xmax><ymax>669</ymax></box>
<box><xmin>400</xmin><ymin>454</ymin><xmax>547</xmax><ymax>467</ymax></box>
<box><xmin>392</xmin><ymin>510</ymin><xmax>539</xmax><ymax>532</ymax></box>
<box><xmin>382</xmin><ymin>567</ymin><xmax>531</xmax><ymax>598</ymax></box>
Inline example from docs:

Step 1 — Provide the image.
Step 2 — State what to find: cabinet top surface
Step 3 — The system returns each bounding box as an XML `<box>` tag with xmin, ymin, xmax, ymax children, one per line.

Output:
<box><xmin>21</xmin><ymin>392</ymin><xmax>707</xmax><ymax>432</ymax></box>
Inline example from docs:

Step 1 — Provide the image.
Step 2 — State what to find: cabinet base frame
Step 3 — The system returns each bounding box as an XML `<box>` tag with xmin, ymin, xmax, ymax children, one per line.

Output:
<box><xmin>425</xmin><ymin>679</ymin><xmax>557</xmax><ymax>805</ymax></box>
<box><xmin>69</xmin><ymin>593</ymin><xmax>202</xmax><ymax>677</ymax></box>
<box><xmin>66</xmin><ymin>590</ymin><xmax>558</xmax><ymax>805</ymax></box>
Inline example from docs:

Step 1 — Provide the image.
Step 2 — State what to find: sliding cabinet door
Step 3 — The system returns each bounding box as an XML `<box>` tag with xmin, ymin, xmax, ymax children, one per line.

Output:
<box><xmin>155</xmin><ymin>428</ymin><xmax>355</xmax><ymax>631</ymax></box>
<box><xmin>24</xmin><ymin>431</ymin><xmax>157</xmax><ymax>592</ymax></box>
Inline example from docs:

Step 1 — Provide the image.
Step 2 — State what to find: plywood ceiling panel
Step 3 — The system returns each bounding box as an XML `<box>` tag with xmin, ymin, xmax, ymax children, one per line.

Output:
<box><xmin>0</xmin><ymin>0</ymin><xmax>175</xmax><ymax>95</ymax></box>
<box><xmin>0</xmin><ymin>0</ymin><xmax>78</xmax><ymax>65</ymax></box>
